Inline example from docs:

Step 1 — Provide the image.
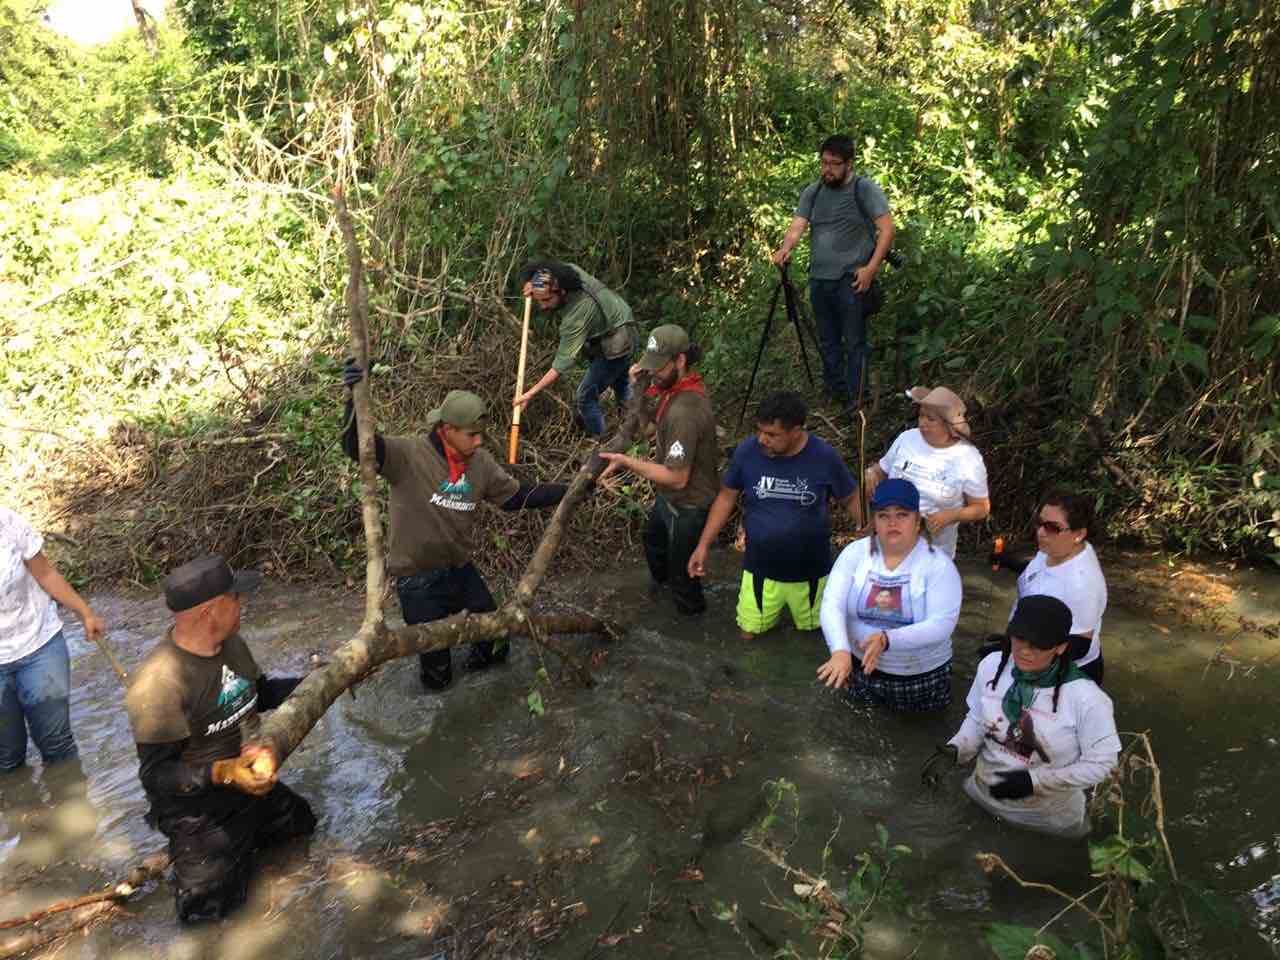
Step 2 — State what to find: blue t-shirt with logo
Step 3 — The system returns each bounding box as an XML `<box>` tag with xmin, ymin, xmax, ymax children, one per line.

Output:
<box><xmin>723</xmin><ymin>435</ymin><xmax>857</xmax><ymax>582</ymax></box>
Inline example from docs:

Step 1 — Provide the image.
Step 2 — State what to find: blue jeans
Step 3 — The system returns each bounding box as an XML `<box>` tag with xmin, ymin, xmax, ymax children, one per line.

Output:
<box><xmin>576</xmin><ymin>354</ymin><xmax>632</xmax><ymax>436</ymax></box>
<box><xmin>809</xmin><ymin>275</ymin><xmax>869</xmax><ymax>404</ymax></box>
<box><xmin>0</xmin><ymin>630</ymin><xmax>76</xmax><ymax>772</ymax></box>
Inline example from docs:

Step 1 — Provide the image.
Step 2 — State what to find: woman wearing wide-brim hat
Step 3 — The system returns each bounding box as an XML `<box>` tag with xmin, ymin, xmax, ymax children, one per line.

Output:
<box><xmin>864</xmin><ymin>385</ymin><xmax>989</xmax><ymax>558</ymax></box>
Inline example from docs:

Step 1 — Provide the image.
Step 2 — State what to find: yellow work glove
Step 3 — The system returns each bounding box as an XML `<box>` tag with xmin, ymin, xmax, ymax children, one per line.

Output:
<box><xmin>210</xmin><ymin>751</ymin><xmax>276</xmax><ymax>797</ymax></box>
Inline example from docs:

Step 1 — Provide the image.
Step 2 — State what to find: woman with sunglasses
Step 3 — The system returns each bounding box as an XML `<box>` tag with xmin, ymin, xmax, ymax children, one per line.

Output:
<box><xmin>864</xmin><ymin>385</ymin><xmax>989</xmax><ymax>558</ymax></box>
<box><xmin>1009</xmin><ymin>490</ymin><xmax>1107</xmax><ymax>684</ymax></box>
<box><xmin>818</xmin><ymin>478</ymin><xmax>962</xmax><ymax>712</ymax></box>
<box><xmin>925</xmin><ymin>594</ymin><xmax>1119</xmax><ymax>838</ymax></box>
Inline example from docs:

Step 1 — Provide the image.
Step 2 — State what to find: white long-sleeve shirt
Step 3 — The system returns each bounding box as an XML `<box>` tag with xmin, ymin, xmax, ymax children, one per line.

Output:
<box><xmin>948</xmin><ymin>651</ymin><xmax>1120</xmax><ymax>837</ymax></box>
<box><xmin>819</xmin><ymin>536</ymin><xmax>962</xmax><ymax>676</ymax></box>
<box><xmin>1012</xmin><ymin>544</ymin><xmax>1107</xmax><ymax>666</ymax></box>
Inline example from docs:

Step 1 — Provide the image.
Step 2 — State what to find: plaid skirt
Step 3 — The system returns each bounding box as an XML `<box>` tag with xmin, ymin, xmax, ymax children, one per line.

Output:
<box><xmin>845</xmin><ymin>659</ymin><xmax>952</xmax><ymax>713</ymax></box>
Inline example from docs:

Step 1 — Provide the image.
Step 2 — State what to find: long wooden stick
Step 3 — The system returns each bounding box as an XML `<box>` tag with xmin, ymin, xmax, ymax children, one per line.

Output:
<box><xmin>91</xmin><ymin>634</ymin><xmax>129</xmax><ymax>683</ymax></box>
<box><xmin>509</xmin><ymin>296</ymin><xmax>533</xmax><ymax>464</ymax></box>
<box><xmin>856</xmin><ymin>408</ymin><xmax>869</xmax><ymax>527</ymax></box>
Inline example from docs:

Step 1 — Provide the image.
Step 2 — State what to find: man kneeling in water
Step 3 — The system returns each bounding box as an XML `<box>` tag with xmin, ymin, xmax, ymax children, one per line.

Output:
<box><xmin>125</xmin><ymin>556</ymin><xmax>315</xmax><ymax>923</ymax></box>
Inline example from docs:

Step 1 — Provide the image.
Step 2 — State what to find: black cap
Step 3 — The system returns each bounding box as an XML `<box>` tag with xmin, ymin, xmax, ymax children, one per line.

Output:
<box><xmin>164</xmin><ymin>555</ymin><xmax>263</xmax><ymax>612</ymax></box>
<box><xmin>1007</xmin><ymin>594</ymin><xmax>1072</xmax><ymax>650</ymax></box>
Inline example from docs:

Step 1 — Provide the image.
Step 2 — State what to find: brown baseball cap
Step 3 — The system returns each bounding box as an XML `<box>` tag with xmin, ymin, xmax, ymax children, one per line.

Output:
<box><xmin>164</xmin><ymin>555</ymin><xmax>263</xmax><ymax>612</ymax></box>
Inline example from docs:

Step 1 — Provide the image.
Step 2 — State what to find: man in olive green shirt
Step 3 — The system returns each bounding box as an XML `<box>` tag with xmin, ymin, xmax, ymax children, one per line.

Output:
<box><xmin>599</xmin><ymin>324</ymin><xmax>718</xmax><ymax>615</ymax></box>
<box><xmin>341</xmin><ymin>367</ymin><xmax>567</xmax><ymax>689</ymax></box>
<box><xmin>514</xmin><ymin>260</ymin><xmax>636</xmax><ymax>436</ymax></box>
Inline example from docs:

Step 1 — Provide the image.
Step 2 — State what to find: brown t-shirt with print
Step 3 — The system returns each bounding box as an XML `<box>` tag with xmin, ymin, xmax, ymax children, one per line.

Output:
<box><xmin>655</xmin><ymin>391</ymin><xmax>719</xmax><ymax>510</ymax></box>
<box><xmin>381</xmin><ymin>435</ymin><xmax>521</xmax><ymax>575</ymax></box>
<box><xmin>126</xmin><ymin>631</ymin><xmax>263</xmax><ymax>763</ymax></box>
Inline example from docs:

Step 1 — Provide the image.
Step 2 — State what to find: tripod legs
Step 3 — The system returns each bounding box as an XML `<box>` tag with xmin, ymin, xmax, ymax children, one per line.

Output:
<box><xmin>738</xmin><ymin>281</ymin><xmax>783</xmax><ymax>429</ymax></box>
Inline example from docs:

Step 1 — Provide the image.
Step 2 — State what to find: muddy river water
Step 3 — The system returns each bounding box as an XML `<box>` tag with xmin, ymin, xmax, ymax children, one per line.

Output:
<box><xmin>2</xmin><ymin>552</ymin><xmax>1278</xmax><ymax>959</ymax></box>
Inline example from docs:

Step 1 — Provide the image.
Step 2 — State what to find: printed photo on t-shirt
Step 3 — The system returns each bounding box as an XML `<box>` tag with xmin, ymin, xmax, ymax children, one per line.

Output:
<box><xmin>856</xmin><ymin>572</ymin><xmax>913</xmax><ymax>627</ymax></box>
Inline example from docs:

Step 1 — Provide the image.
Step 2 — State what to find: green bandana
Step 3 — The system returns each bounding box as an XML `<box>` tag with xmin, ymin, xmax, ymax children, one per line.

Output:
<box><xmin>1001</xmin><ymin>658</ymin><xmax>1088</xmax><ymax>727</ymax></box>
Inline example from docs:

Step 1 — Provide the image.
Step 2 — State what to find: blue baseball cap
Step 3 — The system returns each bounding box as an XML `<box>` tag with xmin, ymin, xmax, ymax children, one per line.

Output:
<box><xmin>870</xmin><ymin>478</ymin><xmax>920</xmax><ymax>512</ymax></box>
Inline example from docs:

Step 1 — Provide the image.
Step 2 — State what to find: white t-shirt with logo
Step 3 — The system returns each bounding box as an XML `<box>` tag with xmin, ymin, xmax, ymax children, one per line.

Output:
<box><xmin>1012</xmin><ymin>544</ymin><xmax>1107</xmax><ymax>666</ymax></box>
<box><xmin>0</xmin><ymin>507</ymin><xmax>63</xmax><ymax>664</ymax></box>
<box><xmin>878</xmin><ymin>429</ymin><xmax>988</xmax><ymax>557</ymax></box>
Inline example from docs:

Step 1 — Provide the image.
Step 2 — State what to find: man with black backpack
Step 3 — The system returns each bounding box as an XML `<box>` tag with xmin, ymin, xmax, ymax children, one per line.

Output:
<box><xmin>772</xmin><ymin>134</ymin><xmax>896</xmax><ymax>409</ymax></box>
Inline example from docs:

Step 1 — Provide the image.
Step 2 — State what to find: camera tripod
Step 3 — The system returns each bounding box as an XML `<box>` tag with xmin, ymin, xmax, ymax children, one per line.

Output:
<box><xmin>737</xmin><ymin>263</ymin><xmax>823</xmax><ymax>429</ymax></box>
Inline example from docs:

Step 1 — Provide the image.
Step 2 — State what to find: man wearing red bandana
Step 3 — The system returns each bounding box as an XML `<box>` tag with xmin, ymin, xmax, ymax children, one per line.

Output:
<box><xmin>340</xmin><ymin>364</ymin><xmax>567</xmax><ymax>690</ymax></box>
<box><xmin>600</xmin><ymin>325</ymin><xmax>719</xmax><ymax>615</ymax></box>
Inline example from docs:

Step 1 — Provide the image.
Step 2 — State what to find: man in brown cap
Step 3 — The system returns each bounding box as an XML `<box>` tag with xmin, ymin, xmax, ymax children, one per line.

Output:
<box><xmin>341</xmin><ymin>362</ymin><xmax>567</xmax><ymax>688</ymax></box>
<box><xmin>599</xmin><ymin>324</ymin><xmax>719</xmax><ymax>615</ymax></box>
<box><xmin>125</xmin><ymin>555</ymin><xmax>315</xmax><ymax>924</ymax></box>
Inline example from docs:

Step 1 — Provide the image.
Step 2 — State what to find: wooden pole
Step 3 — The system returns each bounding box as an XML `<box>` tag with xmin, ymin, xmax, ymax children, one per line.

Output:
<box><xmin>856</xmin><ymin>408</ymin><xmax>869</xmax><ymax>527</ymax></box>
<box><xmin>508</xmin><ymin>296</ymin><xmax>533</xmax><ymax>464</ymax></box>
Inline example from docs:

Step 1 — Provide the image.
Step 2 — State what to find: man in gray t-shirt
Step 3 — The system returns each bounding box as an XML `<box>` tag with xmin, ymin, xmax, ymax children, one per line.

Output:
<box><xmin>773</xmin><ymin>134</ymin><xmax>895</xmax><ymax>407</ymax></box>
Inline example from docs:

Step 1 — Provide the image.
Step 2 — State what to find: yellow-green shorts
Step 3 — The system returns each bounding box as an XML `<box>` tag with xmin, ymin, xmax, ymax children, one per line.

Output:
<box><xmin>735</xmin><ymin>572</ymin><xmax>827</xmax><ymax>634</ymax></box>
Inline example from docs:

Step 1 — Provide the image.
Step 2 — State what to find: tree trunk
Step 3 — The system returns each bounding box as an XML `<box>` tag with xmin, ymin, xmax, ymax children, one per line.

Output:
<box><xmin>130</xmin><ymin>0</ymin><xmax>158</xmax><ymax>54</ymax></box>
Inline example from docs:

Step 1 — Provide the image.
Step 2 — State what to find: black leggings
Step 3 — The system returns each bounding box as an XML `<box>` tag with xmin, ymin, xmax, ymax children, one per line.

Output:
<box><xmin>163</xmin><ymin>783</ymin><xmax>316</xmax><ymax>924</ymax></box>
<box><xmin>643</xmin><ymin>496</ymin><xmax>710</xmax><ymax>615</ymax></box>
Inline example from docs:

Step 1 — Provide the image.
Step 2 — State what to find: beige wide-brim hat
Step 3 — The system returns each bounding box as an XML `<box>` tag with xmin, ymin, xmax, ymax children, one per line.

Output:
<box><xmin>908</xmin><ymin>385</ymin><xmax>970</xmax><ymax>439</ymax></box>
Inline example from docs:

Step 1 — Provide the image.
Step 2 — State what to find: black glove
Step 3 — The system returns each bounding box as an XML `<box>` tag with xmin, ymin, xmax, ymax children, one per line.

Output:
<box><xmin>989</xmin><ymin>769</ymin><xmax>1034</xmax><ymax>800</ymax></box>
<box><xmin>342</xmin><ymin>357</ymin><xmax>364</xmax><ymax>390</ymax></box>
<box><xmin>920</xmin><ymin>743</ymin><xmax>958</xmax><ymax>788</ymax></box>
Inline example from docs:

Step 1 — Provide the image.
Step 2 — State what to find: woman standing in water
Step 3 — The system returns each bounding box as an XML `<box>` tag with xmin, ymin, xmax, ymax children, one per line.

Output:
<box><xmin>864</xmin><ymin>385</ymin><xmax>989</xmax><ymax>557</ymax></box>
<box><xmin>1010</xmin><ymin>490</ymin><xmax>1108</xmax><ymax>684</ymax></box>
<box><xmin>817</xmin><ymin>478</ymin><xmax>962</xmax><ymax>712</ymax></box>
<box><xmin>1</xmin><ymin>507</ymin><xmax>105</xmax><ymax>772</ymax></box>
<box><xmin>929</xmin><ymin>594</ymin><xmax>1119</xmax><ymax>838</ymax></box>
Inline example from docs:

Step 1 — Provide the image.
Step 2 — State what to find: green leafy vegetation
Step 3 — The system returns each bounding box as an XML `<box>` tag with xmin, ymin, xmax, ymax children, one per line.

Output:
<box><xmin>0</xmin><ymin>0</ymin><xmax>1277</xmax><ymax>580</ymax></box>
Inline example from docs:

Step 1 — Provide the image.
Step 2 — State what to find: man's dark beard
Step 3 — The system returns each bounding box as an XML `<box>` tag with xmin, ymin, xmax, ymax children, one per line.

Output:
<box><xmin>654</xmin><ymin>368</ymin><xmax>679</xmax><ymax>390</ymax></box>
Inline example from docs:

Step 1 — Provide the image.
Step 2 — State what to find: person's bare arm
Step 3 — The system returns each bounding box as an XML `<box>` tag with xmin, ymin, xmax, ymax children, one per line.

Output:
<box><xmin>924</xmin><ymin>495</ymin><xmax>991</xmax><ymax>537</ymax></box>
<box><xmin>853</xmin><ymin>213</ymin><xmax>897</xmax><ymax>292</ymax></box>
<box><xmin>688</xmin><ymin>487</ymin><xmax>740</xmax><ymax>578</ymax></box>
<box><xmin>24</xmin><ymin>552</ymin><xmax>104</xmax><ymax>642</ymax></box>
<box><xmin>772</xmin><ymin>215</ymin><xmax>810</xmax><ymax>265</ymax></box>
<box><xmin>598</xmin><ymin>452</ymin><xmax>690</xmax><ymax>489</ymax></box>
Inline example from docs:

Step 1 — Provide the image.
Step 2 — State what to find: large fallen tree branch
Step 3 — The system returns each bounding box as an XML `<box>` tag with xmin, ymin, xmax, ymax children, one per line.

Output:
<box><xmin>249</xmin><ymin>192</ymin><xmax>644</xmax><ymax>766</ymax></box>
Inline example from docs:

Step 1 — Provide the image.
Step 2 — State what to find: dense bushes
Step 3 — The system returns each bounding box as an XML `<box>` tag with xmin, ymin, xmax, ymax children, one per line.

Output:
<box><xmin>0</xmin><ymin>0</ymin><xmax>1276</xmax><ymax>579</ymax></box>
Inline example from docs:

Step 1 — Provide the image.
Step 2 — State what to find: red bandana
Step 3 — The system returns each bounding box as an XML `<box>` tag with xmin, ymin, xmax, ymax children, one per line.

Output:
<box><xmin>646</xmin><ymin>372</ymin><xmax>707</xmax><ymax>423</ymax></box>
<box><xmin>437</xmin><ymin>428</ymin><xmax>469</xmax><ymax>483</ymax></box>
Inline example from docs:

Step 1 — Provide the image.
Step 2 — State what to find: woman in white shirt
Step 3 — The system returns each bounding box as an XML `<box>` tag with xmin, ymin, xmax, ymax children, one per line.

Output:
<box><xmin>926</xmin><ymin>594</ymin><xmax>1119</xmax><ymax>838</ymax></box>
<box><xmin>1009</xmin><ymin>490</ymin><xmax>1107</xmax><ymax>685</ymax></box>
<box><xmin>864</xmin><ymin>385</ymin><xmax>990</xmax><ymax>557</ymax></box>
<box><xmin>818</xmin><ymin>478</ymin><xmax>962</xmax><ymax>712</ymax></box>
<box><xmin>1</xmin><ymin>507</ymin><xmax>105</xmax><ymax>773</ymax></box>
